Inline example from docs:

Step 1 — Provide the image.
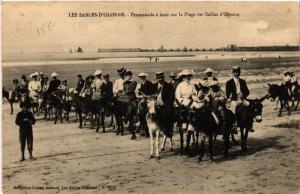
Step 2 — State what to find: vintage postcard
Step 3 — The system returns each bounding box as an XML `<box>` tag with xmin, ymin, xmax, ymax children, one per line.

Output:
<box><xmin>2</xmin><ymin>1</ymin><xmax>300</xmax><ymax>194</ymax></box>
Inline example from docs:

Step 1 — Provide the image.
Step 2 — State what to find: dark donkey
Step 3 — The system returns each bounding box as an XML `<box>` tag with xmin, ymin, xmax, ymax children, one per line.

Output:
<box><xmin>235</xmin><ymin>95</ymin><xmax>268</xmax><ymax>151</ymax></box>
<box><xmin>189</xmin><ymin>106</ymin><xmax>236</xmax><ymax>161</ymax></box>
<box><xmin>267</xmin><ymin>84</ymin><xmax>291</xmax><ymax>116</ymax></box>
<box><xmin>2</xmin><ymin>87</ymin><xmax>20</xmax><ymax>115</ymax></box>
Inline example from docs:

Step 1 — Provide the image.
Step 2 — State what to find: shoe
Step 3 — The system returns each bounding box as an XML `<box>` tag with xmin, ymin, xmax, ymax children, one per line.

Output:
<box><xmin>131</xmin><ymin>136</ymin><xmax>137</xmax><ymax>140</ymax></box>
<box><xmin>250</xmin><ymin>128</ymin><xmax>255</xmax><ymax>132</ymax></box>
<box><xmin>20</xmin><ymin>157</ymin><xmax>25</xmax><ymax>162</ymax></box>
<box><xmin>30</xmin><ymin>155</ymin><xmax>36</xmax><ymax>160</ymax></box>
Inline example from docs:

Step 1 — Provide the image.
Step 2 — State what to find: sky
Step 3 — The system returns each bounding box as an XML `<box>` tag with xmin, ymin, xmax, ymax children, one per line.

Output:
<box><xmin>2</xmin><ymin>2</ymin><xmax>300</xmax><ymax>53</ymax></box>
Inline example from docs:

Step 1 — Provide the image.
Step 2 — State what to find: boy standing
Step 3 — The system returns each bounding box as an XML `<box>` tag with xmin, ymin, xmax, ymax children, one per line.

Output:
<box><xmin>15</xmin><ymin>102</ymin><xmax>36</xmax><ymax>161</ymax></box>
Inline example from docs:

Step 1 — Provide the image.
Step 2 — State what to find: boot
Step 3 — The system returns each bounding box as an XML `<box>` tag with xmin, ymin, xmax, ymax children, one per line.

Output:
<box><xmin>20</xmin><ymin>152</ymin><xmax>25</xmax><ymax>162</ymax></box>
<box><xmin>29</xmin><ymin>151</ymin><xmax>36</xmax><ymax>160</ymax></box>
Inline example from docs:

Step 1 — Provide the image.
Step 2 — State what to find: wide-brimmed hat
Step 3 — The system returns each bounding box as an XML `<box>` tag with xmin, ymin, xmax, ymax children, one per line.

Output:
<box><xmin>156</xmin><ymin>72</ymin><xmax>164</xmax><ymax>78</ymax></box>
<box><xmin>169</xmin><ymin>72</ymin><xmax>176</xmax><ymax>77</ymax></box>
<box><xmin>180</xmin><ymin>69</ymin><xmax>195</xmax><ymax>76</ymax></box>
<box><xmin>138</xmin><ymin>72</ymin><xmax>148</xmax><ymax>77</ymax></box>
<box><xmin>94</xmin><ymin>69</ymin><xmax>102</xmax><ymax>76</ymax></box>
<box><xmin>103</xmin><ymin>74</ymin><xmax>109</xmax><ymax>78</ymax></box>
<box><xmin>51</xmin><ymin>72</ymin><xmax>58</xmax><ymax>77</ymax></box>
<box><xmin>13</xmin><ymin>79</ymin><xmax>19</xmax><ymax>84</ymax></box>
<box><xmin>62</xmin><ymin>79</ymin><xmax>67</xmax><ymax>83</ymax></box>
<box><xmin>117</xmin><ymin>67</ymin><xmax>126</xmax><ymax>75</ymax></box>
<box><xmin>204</xmin><ymin>68</ymin><xmax>214</xmax><ymax>73</ymax></box>
<box><xmin>208</xmin><ymin>80</ymin><xmax>219</xmax><ymax>87</ymax></box>
<box><xmin>30</xmin><ymin>72</ymin><xmax>39</xmax><ymax>78</ymax></box>
<box><xmin>39</xmin><ymin>72</ymin><xmax>44</xmax><ymax>75</ymax></box>
<box><xmin>283</xmin><ymin>70</ymin><xmax>290</xmax><ymax>75</ymax></box>
<box><xmin>77</xmin><ymin>74</ymin><xmax>82</xmax><ymax>78</ymax></box>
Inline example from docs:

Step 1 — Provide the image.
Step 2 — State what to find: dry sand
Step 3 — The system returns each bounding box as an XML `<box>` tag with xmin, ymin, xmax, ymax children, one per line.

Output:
<box><xmin>2</xmin><ymin>80</ymin><xmax>300</xmax><ymax>194</ymax></box>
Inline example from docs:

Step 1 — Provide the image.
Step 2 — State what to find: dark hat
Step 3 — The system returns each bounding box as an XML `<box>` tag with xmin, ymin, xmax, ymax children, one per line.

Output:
<box><xmin>13</xmin><ymin>79</ymin><xmax>19</xmax><ymax>84</ymax></box>
<box><xmin>117</xmin><ymin>67</ymin><xmax>126</xmax><ymax>75</ymax></box>
<box><xmin>62</xmin><ymin>79</ymin><xmax>67</xmax><ymax>82</ymax></box>
<box><xmin>44</xmin><ymin>76</ymin><xmax>49</xmax><ymax>80</ymax></box>
<box><xmin>169</xmin><ymin>72</ymin><xmax>176</xmax><ymax>77</ymax></box>
<box><xmin>125</xmin><ymin>71</ymin><xmax>132</xmax><ymax>76</ymax></box>
<box><xmin>21</xmin><ymin>75</ymin><xmax>27</xmax><ymax>80</ymax></box>
<box><xmin>103</xmin><ymin>74</ymin><xmax>109</xmax><ymax>78</ymax></box>
<box><xmin>232</xmin><ymin>66</ymin><xmax>241</xmax><ymax>73</ymax></box>
<box><xmin>77</xmin><ymin>74</ymin><xmax>82</xmax><ymax>77</ymax></box>
<box><xmin>156</xmin><ymin>72</ymin><xmax>164</xmax><ymax>78</ymax></box>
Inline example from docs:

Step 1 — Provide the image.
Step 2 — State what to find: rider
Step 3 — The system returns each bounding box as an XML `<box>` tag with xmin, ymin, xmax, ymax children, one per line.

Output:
<box><xmin>76</xmin><ymin>74</ymin><xmax>86</xmax><ymax>93</ymax></box>
<box><xmin>153</xmin><ymin>72</ymin><xmax>175</xmax><ymax>138</ymax></box>
<box><xmin>20</xmin><ymin>75</ymin><xmax>29</xmax><ymax>94</ymax></box>
<box><xmin>91</xmin><ymin>69</ymin><xmax>103</xmax><ymax>100</ymax></box>
<box><xmin>136</xmin><ymin>72</ymin><xmax>154</xmax><ymax>137</ymax></box>
<box><xmin>169</xmin><ymin>72</ymin><xmax>177</xmax><ymax>88</ymax></box>
<box><xmin>58</xmin><ymin>80</ymin><xmax>69</xmax><ymax>101</ymax></box>
<box><xmin>123</xmin><ymin>70</ymin><xmax>137</xmax><ymax>140</ymax></box>
<box><xmin>28</xmin><ymin>72</ymin><xmax>42</xmax><ymax>101</ymax></box>
<box><xmin>39</xmin><ymin>72</ymin><xmax>46</xmax><ymax>91</ymax></box>
<box><xmin>113</xmin><ymin>67</ymin><xmax>126</xmax><ymax>96</ymax></box>
<box><xmin>101</xmin><ymin>74</ymin><xmax>113</xmax><ymax>102</ymax></box>
<box><xmin>290</xmin><ymin>71</ymin><xmax>299</xmax><ymax>94</ymax></box>
<box><xmin>203</xmin><ymin>67</ymin><xmax>218</xmax><ymax>84</ymax></box>
<box><xmin>47</xmin><ymin>72</ymin><xmax>61</xmax><ymax>96</ymax></box>
<box><xmin>12</xmin><ymin>79</ymin><xmax>21</xmax><ymax>101</ymax></box>
<box><xmin>225</xmin><ymin>66</ymin><xmax>252</xmax><ymax>132</ymax></box>
<box><xmin>175</xmin><ymin>69</ymin><xmax>198</xmax><ymax>108</ymax></box>
<box><xmin>282</xmin><ymin>70</ymin><xmax>292</xmax><ymax>95</ymax></box>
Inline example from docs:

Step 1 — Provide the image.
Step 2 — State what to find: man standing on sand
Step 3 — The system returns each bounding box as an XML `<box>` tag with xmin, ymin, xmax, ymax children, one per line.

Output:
<box><xmin>15</xmin><ymin>102</ymin><xmax>36</xmax><ymax>161</ymax></box>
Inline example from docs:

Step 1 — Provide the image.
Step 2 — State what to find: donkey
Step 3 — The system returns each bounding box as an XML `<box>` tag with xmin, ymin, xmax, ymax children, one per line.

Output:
<box><xmin>146</xmin><ymin>97</ymin><xmax>174</xmax><ymax>160</ymax></box>
<box><xmin>235</xmin><ymin>95</ymin><xmax>268</xmax><ymax>151</ymax></box>
<box><xmin>267</xmin><ymin>84</ymin><xmax>291</xmax><ymax>116</ymax></box>
<box><xmin>2</xmin><ymin>87</ymin><xmax>20</xmax><ymax>115</ymax></box>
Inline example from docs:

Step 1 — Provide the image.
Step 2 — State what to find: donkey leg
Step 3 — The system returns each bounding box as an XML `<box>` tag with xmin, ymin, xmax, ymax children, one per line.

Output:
<box><xmin>208</xmin><ymin>134</ymin><xmax>214</xmax><ymax>161</ymax></box>
<box><xmin>149</xmin><ymin>131</ymin><xmax>154</xmax><ymax>159</ymax></box>
<box><xmin>178</xmin><ymin>126</ymin><xmax>184</xmax><ymax>154</ymax></box>
<box><xmin>199</xmin><ymin>135</ymin><xmax>205</xmax><ymax>162</ymax></box>
<box><xmin>155</xmin><ymin>130</ymin><xmax>160</xmax><ymax>160</ymax></box>
<box><xmin>169</xmin><ymin>136</ymin><xmax>174</xmax><ymax>151</ymax></box>
<box><xmin>161</xmin><ymin>135</ymin><xmax>167</xmax><ymax>151</ymax></box>
<box><xmin>10</xmin><ymin>102</ymin><xmax>13</xmax><ymax>115</ymax></box>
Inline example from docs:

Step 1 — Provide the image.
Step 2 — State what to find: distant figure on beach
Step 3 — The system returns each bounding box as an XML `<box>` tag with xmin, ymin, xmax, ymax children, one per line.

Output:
<box><xmin>15</xmin><ymin>102</ymin><xmax>36</xmax><ymax>161</ymax></box>
<box><xmin>155</xmin><ymin>57</ymin><xmax>158</xmax><ymax>62</ymax></box>
<box><xmin>149</xmin><ymin>57</ymin><xmax>152</xmax><ymax>62</ymax></box>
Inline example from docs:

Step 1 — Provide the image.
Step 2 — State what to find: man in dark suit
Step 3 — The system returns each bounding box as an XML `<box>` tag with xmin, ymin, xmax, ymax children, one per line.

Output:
<box><xmin>226</xmin><ymin>66</ymin><xmax>252</xmax><ymax>132</ymax></box>
<box><xmin>47</xmin><ymin>72</ymin><xmax>61</xmax><ymax>95</ymax></box>
<box><xmin>76</xmin><ymin>74</ymin><xmax>86</xmax><ymax>93</ymax></box>
<box><xmin>153</xmin><ymin>72</ymin><xmax>175</xmax><ymax>138</ymax></box>
<box><xmin>137</xmin><ymin>73</ymin><xmax>154</xmax><ymax>137</ymax></box>
<box><xmin>225</xmin><ymin>66</ymin><xmax>249</xmax><ymax>103</ymax></box>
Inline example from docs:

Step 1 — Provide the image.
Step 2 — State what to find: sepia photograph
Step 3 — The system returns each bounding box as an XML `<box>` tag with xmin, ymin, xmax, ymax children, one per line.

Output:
<box><xmin>1</xmin><ymin>1</ymin><xmax>300</xmax><ymax>193</ymax></box>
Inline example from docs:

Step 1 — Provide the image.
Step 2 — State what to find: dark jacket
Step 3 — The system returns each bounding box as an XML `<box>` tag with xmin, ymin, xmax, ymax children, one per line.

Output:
<box><xmin>226</xmin><ymin>78</ymin><xmax>249</xmax><ymax>101</ymax></box>
<box><xmin>77</xmin><ymin>79</ymin><xmax>86</xmax><ymax>92</ymax></box>
<box><xmin>15</xmin><ymin>111</ymin><xmax>36</xmax><ymax>134</ymax></box>
<box><xmin>47</xmin><ymin>79</ymin><xmax>61</xmax><ymax>94</ymax></box>
<box><xmin>139</xmin><ymin>80</ymin><xmax>155</xmax><ymax>96</ymax></box>
<box><xmin>101</xmin><ymin>81</ymin><xmax>113</xmax><ymax>99</ymax></box>
<box><xmin>153</xmin><ymin>81</ymin><xmax>175</xmax><ymax>106</ymax></box>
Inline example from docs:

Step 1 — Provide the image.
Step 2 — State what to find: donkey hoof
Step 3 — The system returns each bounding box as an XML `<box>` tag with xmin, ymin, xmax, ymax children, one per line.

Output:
<box><xmin>161</xmin><ymin>148</ymin><xmax>165</xmax><ymax>151</ymax></box>
<box><xmin>198</xmin><ymin>157</ymin><xmax>203</xmax><ymax>162</ymax></box>
<box><xmin>149</xmin><ymin>155</ymin><xmax>154</xmax><ymax>159</ymax></box>
<box><xmin>156</xmin><ymin>156</ymin><xmax>161</xmax><ymax>160</ymax></box>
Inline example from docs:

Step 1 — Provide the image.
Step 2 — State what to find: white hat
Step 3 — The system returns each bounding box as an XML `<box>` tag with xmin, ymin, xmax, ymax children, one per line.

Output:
<box><xmin>208</xmin><ymin>80</ymin><xmax>219</xmax><ymax>86</ymax></box>
<box><xmin>39</xmin><ymin>72</ymin><xmax>44</xmax><ymax>75</ymax></box>
<box><xmin>181</xmin><ymin>69</ymin><xmax>195</xmax><ymax>76</ymax></box>
<box><xmin>138</xmin><ymin>72</ymin><xmax>148</xmax><ymax>77</ymax></box>
<box><xmin>94</xmin><ymin>69</ymin><xmax>102</xmax><ymax>76</ymax></box>
<box><xmin>204</xmin><ymin>68</ymin><xmax>214</xmax><ymax>73</ymax></box>
<box><xmin>51</xmin><ymin>72</ymin><xmax>58</xmax><ymax>77</ymax></box>
<box><xmin>29</xmin><ymin>72</ymin><xmax>39</xmax><ymax>78</ymax></box>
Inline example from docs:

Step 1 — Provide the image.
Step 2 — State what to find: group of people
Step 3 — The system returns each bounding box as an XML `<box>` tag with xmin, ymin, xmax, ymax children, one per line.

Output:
<box><xmin>282</xmin><ymin>70</ymin><xmax>299</xmax><ymax>95</ymax></box>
